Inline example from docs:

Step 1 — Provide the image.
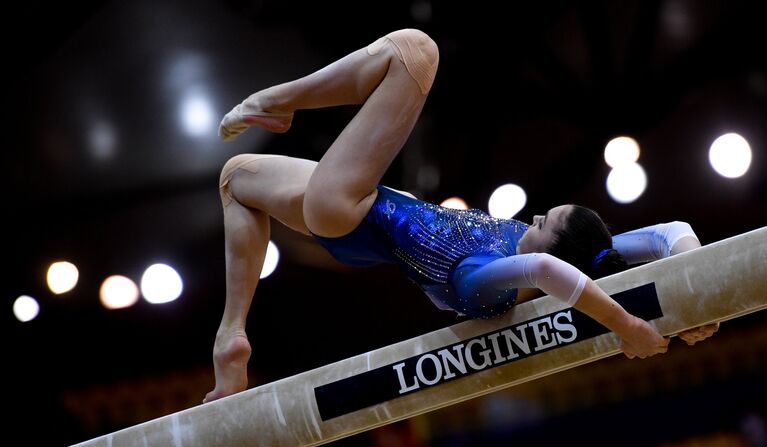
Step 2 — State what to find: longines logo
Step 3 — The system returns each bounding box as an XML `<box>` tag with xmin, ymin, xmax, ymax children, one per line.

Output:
<box><xmin>394</xmin><ymin>309</ymin><xmax>577</xmax><ymax>394</ymax></box>
<box><xmin>314</xmin><ymin>283</ymin><xmax>661</xmax><ymax>421</ymax></box>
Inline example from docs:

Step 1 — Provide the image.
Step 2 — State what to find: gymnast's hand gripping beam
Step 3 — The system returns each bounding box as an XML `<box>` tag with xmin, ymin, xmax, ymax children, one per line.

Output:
<box><xmin>72</xmin><ymin>226</ymin><xmax>767</xmax><ymax>447</ymax></box>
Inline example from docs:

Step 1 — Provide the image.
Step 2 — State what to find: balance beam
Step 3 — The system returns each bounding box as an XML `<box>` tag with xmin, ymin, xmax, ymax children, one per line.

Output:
<box><xmin>73</xmin><ymin>227</ymin><xmax>767</xmax><ymax>447</ymax></box>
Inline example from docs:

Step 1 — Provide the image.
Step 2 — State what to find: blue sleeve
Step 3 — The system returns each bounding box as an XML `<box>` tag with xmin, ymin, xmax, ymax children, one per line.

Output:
<box><xmin>454</xmin><ymin>253</ymin><xmax>587</xmax><ymax>306</ymax></box>
<box><xmin>612</xmin><ymin>222</ymin><xmax>699</xmax><ymax>265</ymax></box>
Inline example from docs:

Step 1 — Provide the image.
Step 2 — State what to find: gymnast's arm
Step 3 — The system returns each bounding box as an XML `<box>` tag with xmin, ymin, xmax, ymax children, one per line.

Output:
<box><xmin>612</xmin><ymin>221</ymin><xmax>718</xmax><ymax>345</ymax></box>
<box><xmin>612</xmin><ymin>221</ymin><xmax>701</xmax><ymax>265</ymax></box>
<box><xmin>456</xmin><ymin>253</ymin><xmax>668</xmax><ymax>358</ymax></box>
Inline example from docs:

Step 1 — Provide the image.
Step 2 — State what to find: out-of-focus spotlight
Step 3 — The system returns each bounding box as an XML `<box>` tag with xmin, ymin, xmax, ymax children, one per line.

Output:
<box><xmin>100</xmin><ymin>275</ymin><xmax>140</xmax><ymax>310</ymax></box>
<box><xmin>440</xmin><ymin>197</ymin><xmax>469</xmax><ymax>210</ymax></box>
<box><xmin>488</xmin><ymin>184</ymin><xmax>527</xmax><ymax>219</ymax></box>
<box><xmin>606</xmin><ymin>162</ymin><xmax>647</xmax><ymax>204</ymax></box>
<box><xmin>47</xmin><ymin>261</ymin><xmax>79</xmax><ymax>295</ymax></box>
<box><xmin>14</xmin><ymin>295</ymin><xmax>40</xmax><ymax>322</ymax></box>
<box><xmin>260</xmin><ymin>241</ymin><xmax>280</xmax><ymax>279</ymax></box>
<box><xmin>604</xmin><ymin>136</ymin><xmax>640</xmax><ymax>168</ymax></box>
<box><xmin>141</xmin><ymin>263</ymin><xmax>183</xmax><ymax>304</ymax></box>
<box><xmin>89</xmin><ymin>121</ymin><xmax>117</xmax><ymax>161</ymax></box>
<box><xmin>709</xmin><ymin>133</ymin><xmax>752</xmax><ymax>178</ymax></box>
<box><xmin>181</xmin><ymin>94</ymin><xmax>214</xmax><ymax>137</ymax></box>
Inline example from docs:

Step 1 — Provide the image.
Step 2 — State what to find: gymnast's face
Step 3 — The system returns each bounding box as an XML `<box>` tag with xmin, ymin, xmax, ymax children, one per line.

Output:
<box><xmin>517</xmin><ymin>205</ymin><xmax>573</xmax><ymax>254</ymax></box>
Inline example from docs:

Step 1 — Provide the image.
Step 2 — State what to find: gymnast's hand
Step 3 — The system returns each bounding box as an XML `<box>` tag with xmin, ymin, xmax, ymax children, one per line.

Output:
<box><xmin>618</xmin><ymin>315</ymin><xmax>670</xmax><ymax>359</ymax></box>
<box><xmin>678</xmin><ymin>322</ymin><xmax>720</xmax><ymax>346</ymax></box>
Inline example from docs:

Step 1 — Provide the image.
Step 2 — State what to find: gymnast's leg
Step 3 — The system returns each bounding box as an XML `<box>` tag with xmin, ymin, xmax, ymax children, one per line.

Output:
<box><xmin>205</xmin><ymin>154</ymin><xmax>316</xmax><ymax>403</ymax></box>
<box><xmin>208</xmin><ymin>29</ymin><xmax>439</xmax><ymax>401</ymax></box>
<box><xmin>301</xmin><ymin>29</ymin><xmax>439</xmax><ymax>237</ymax></box>
<box><xmin>220</xmin><ymin>29</ymin><xmax>438</xmax><ymax>235</ymax></box>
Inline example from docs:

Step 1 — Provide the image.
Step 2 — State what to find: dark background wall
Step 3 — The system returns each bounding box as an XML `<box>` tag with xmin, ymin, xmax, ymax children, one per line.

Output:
<box><xmin>4</xmin><ymin>1</ymin><xmax>766</xmax><ymax>445</ymax></box>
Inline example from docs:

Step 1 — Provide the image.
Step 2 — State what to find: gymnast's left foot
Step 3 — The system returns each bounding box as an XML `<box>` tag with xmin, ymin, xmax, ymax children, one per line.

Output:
<box><xmin>218</xmin><ymin>92</ymin><xmax>293</xmax><ymax>140</ymax></box>
<box><xmin>204</xmin><ymin>330</ymin><xmax>252</xmax><ymax>403</ymax></box>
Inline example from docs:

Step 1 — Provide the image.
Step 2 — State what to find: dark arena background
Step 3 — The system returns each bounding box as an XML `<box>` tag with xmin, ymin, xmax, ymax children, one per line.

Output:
<box><xmin>4</xmin><ymin>1</ymin><xmax>767</xmax><ymax>446</ymax></box>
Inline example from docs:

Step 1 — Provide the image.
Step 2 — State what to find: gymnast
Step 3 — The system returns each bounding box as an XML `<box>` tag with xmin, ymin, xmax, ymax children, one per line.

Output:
<box><xmin>205</xmin><ymin>29</ymin><xmax>718</xmax><ymax>403</ymax></box>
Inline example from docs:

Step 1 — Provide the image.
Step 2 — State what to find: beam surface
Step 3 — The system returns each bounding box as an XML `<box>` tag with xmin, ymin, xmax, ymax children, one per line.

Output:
<box><xmin>73</xmin><ymin>227</ymin><xmax>767</xmax><ymax>447</ymax></box>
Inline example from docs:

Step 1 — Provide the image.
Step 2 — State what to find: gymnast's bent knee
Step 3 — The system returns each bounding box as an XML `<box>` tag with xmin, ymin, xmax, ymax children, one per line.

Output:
<box><xmin>219</xmin><ymin>154</ymin><xmax>279</xmax><ymax>208</ymax></box>
<box><xmin>367</xmin><ymin>29</ymin><xmax>439</xmax><ymax>94</ymax></box>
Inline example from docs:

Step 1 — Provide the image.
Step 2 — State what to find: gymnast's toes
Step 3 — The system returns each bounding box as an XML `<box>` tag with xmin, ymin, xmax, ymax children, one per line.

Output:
<box><xmin>218</xmin><ymin>100</ymin><xmax>294</xmax><ymax>140</ymax></box>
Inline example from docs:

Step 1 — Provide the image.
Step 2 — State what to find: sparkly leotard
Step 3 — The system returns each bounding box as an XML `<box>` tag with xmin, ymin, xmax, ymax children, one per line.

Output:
<box><xmin>313</xmin><ymin>187</ymin><xmax>699</xmax><ymax>318</ymax></box>
<box><xmin>313</xmin><ymin>186</ymin><xmax>528</xmax><ymax>318</ymax></box>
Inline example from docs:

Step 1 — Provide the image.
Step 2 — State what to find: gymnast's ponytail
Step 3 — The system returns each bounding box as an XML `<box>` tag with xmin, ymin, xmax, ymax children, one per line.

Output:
<box><xmin>546</xmin><ymin>205</ymin><xmax>628</xmax><ymax>279</ymax></box>
<box><xmin>590</xmin><ymin>248</ymin><xmax>626</xmax><ymax>279</ymax></box>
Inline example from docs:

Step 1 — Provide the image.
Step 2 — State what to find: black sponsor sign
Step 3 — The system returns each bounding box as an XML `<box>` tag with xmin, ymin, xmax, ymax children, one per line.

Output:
<box><xmin>314</xmin><ymin>283</ymin><xmax>661</xmax><ymax>420</ymax></box>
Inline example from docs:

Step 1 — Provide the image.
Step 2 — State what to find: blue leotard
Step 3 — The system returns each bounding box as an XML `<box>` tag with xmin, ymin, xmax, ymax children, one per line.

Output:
<box><xmin>313</xmin><ymin>186</ymin><xmax>699</xmax><ymax>319</ymax></box>
<box><xmin>313</xmin><ymin>186</ymin><xmax>528</xmax><ymax>318</ymax></box>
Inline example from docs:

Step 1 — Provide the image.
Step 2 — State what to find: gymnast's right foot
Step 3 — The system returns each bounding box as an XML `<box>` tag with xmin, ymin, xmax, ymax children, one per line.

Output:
<box><xmin>218</xmin><ymin>93</ymin><xmax>293</xmax><ymax>141</ymax></box>
<box><xmin>204</xmin><ymin>330</ymin><xmax>252</xmax><ymax>403</ymax></box>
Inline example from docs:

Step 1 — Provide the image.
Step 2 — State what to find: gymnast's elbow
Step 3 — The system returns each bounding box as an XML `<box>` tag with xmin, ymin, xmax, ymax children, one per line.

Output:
<box><xmin>666</xmin><ymin>221</ymin><xmax>702</xmax><ymax>255</ymax></box>
<box><xmin>529</xmin><ymin>253</ymin><xmax>562</xmax><ymax>281</ymax></box>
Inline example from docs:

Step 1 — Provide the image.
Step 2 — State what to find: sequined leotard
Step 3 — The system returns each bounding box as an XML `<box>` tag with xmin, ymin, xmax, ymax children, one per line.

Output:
<box><xmin>313</xmin><ymin>186</ymin><xmax>529</xmax><ymax>318</ymax></box>
<box><xmin>313</xmin><ymin>186</ymin><xmax>699</xmax><ymax>318</ymax></box>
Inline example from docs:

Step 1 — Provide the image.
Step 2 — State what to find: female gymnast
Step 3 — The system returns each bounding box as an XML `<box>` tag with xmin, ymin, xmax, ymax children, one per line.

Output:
<box><xmin>205</xmin><ymin>29</ymin><xmax>718</xmax><ymax>403</ymax></box>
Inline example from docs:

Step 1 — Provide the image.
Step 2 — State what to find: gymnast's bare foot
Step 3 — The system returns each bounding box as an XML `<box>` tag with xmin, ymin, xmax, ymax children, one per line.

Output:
<box><xmin>218</xmin><ymin>93</ymin><xmax>293</xmax><ymax>140</ymax></box>
<box><xmin>204</xmin><ymin>331</ymin><xmax>252</xmax><ymax>403</ymax></box>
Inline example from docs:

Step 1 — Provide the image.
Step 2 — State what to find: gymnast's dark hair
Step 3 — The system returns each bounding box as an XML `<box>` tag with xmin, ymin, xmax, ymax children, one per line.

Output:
<box><xmin>546</xmin><ymin>205</ymin><xmax>627</xmax><ymax>279</ymax></box>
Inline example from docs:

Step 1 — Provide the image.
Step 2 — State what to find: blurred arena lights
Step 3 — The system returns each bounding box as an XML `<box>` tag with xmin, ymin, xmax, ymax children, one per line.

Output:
<box><xmin>141</xmin><ymin>263</ymin><xmax>184</xmax><ymax>304</ymax></box>
<box><xmin>180</xmin><ymin>92</ymin><xmax>215</xmax><ymax>137</ymax></box>
<box><xmin>46</xmin><ymin>261</ymin><xmax>79</xmax><ymax>295</ymax></box>
<box><xmin>606</xmin><ymin>162</ymin><xmax>648</xmax><ymax>204</ymax></box>
<box><xmin>604</xmin><ymin>136</ymin><xmax>640</xmax><ymax>168</ymax></box>
<box><xmin>13</xmin><ymin>295</ymin><xmax>40</xmax><ymax>323</ymax></box>
<box><xmin>440</xmin><ymin>196</ymin><xmax>469</xmax><ymax>210</ymax></box>
<box><xmin>100</xmin><ymin>275</ymin><xmax>140</xmax><ymax>310</ymax></box>
<box><xmin>709</xmin><ymin>132</ymin><xmax>752</xmax><ymax>178</ymax></box>
<box><xmin>260</xmin><ymin>240</ymin><xmax>280</xmax><ymax>279</ymax></box>
<box><xmin>488</xmin><ymin>184</ymin><xmax>527</xmax><ymax>219</ymax></box>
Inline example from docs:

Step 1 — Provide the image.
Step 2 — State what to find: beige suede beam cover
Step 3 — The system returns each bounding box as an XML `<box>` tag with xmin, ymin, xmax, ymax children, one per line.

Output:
<box><xmin>73</xmin><ymin>227</ymin><xmax>767</xmax><ymax>447</ymax></box>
